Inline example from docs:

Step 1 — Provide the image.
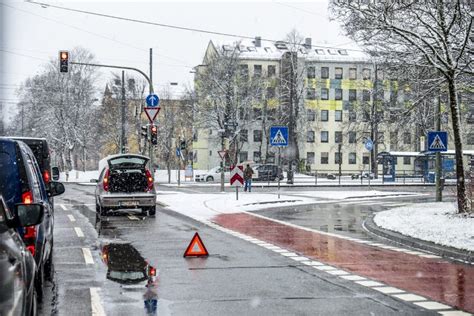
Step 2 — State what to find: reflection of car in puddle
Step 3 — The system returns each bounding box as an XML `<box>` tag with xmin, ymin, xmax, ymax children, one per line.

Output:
<box><xmin>101</xmin><ymin>243</ymin><xmax>158</xmax><ymax>314</ymax></box>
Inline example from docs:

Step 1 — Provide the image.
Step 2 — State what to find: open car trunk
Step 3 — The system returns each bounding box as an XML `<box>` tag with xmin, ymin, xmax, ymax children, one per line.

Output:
<box><xmin>107</xmin><ymin>155</ymin><xmax>149</xmax><ymax>193</ymax></box>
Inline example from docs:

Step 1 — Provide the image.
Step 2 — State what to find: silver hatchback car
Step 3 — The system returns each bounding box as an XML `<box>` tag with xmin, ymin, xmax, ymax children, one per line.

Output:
<box><xmin>93</xmin><ymin>154</ymin><xmax>156</xmax><ymax>216</ymax></box>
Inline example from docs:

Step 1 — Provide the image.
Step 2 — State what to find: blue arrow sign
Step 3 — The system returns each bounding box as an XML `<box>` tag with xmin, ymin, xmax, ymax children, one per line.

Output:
<box><xmin>427</xmin><ymin>131</ymin><xmax>448</xmax><ymax>152</ymax></box>
<box><xmin>365</xmin><ymin>139</ymin><xmax>373</xmax><ymax>151</ymax></box>
<box><xmin>146</xmin><ymin>94</ymin><xmax>160</xmax><ymax>107</ymax></box>
<box><xmin>269</xmin><ymin>126</ymin><xmax>288</xmax><ymax>147</ymax></box>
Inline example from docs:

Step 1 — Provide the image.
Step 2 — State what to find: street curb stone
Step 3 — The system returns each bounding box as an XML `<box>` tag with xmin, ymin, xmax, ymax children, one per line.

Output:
<box><xmin>364</xmin><ymin>214</ymin><xmax>473</xmax><ymax>265</ymax></box>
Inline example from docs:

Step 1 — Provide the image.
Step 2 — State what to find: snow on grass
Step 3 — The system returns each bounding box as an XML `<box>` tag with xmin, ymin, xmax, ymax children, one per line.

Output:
<box><xmin>374</xmin><ymin>202</ymin><xmax>474</xmax><ymax>251</ymax></box>
<box><xmin>285</xmin><ymin>190</ymin><xmax>420</xmax><ymax>200</ymax></box>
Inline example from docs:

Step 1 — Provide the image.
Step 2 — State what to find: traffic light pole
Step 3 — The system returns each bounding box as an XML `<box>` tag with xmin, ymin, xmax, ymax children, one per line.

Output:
<box><xmin>149</xmin><ymin>49</ymin><xmax>154</xmax><ymax>173</ymax></box>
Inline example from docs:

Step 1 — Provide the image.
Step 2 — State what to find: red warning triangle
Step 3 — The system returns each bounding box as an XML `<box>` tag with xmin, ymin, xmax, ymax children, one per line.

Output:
<box><xmin>183</xmin><ymin>232</ymin><xmax>209</xmax><ymax>257</ymax></box>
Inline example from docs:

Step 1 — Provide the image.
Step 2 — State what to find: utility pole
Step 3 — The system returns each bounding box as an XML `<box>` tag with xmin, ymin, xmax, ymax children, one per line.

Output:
<box><xmin>0</xmin><ymin>102</ymin><xmax>4</xmax><ymax>136</ymax></box>
<box><xmin>435</xmin><ymin>94</ymin><xmax>443</xmax><ymax>201</ymax></box>
<box><xmin>121</xmin><ymin>70</ymin><xmax>126</xmax><ymax>154</ymax></box>
<box><xmin>338</xmin><ymin>144</ymin><xmax>342</xmax><ymax>186</ymax></box>
<box><xmin>370</xmin><ymin>63</ymin><xmax>378</xmax><ymax>178</ymax></box>
<box><xmin>220</xmin><ymin>129</ymin><xmax>225</xmax><ymax>192</ymax></box>
<box><xmin>149</xmin><ymin>48</ymin><xmax>154</xmax><ymax>171</ymax></box>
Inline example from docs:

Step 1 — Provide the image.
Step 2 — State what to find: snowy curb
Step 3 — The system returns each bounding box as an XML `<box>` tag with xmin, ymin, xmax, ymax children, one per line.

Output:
<box><xmin>364</xmin><ymin>214</ymin><xmax>474</xmax><ymax>265</ymax></box>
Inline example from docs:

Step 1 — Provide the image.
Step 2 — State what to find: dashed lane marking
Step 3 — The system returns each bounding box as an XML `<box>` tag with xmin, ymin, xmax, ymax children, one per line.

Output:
<box><xmin>60</xmin><ymin>204</ymin><xmax>67</xmax><ymax>211</ymax></box>
<box><xmin>67</xmin><ymin>215</ymin><xmax>76</xmax><ymax>222</ymax></box>
<box><xmin>82</xmin><ymin>248</ymin><xmax>94</xmax><ymax>264</ymax></box>
<box><xmin>438</xmin><ymin>311</ymin><xmax>472</xmax><ymax>316</ymax></box>
<box><xmin>314</xmin><ymin>265</ymin><xmax>337</xmax><ymax>271</ymax></box>
<box><xmin>355</xmin><ymin>280</ymin><xmax>385</xmax><ymax>287</ymax></box>
<box><xmin>90</xmin><ymin>287</ymin><xmax>106</xmax><ymax>316</ymax></box>
<box><xmin>341</xmin><ymin>275</ymin><xmax>366</xmax><ymax>281</ymax></box>
<box><xmin>74</xmin><ymin>227</ymin><xmax>84</xmax><ymax>238</ymax></box>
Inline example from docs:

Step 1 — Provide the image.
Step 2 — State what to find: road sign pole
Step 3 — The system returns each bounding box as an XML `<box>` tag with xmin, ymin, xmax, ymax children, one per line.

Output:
<box><xmin>278</xmin><ymin>147</ymin><xmax>281</xmax><ymax>199</ymax></box>
<box><xmin>435</xmin><ymin>95</ymin><xmax>442</xmax><ymax>201</ymax></box>
<box><xmin>236</xmin><ymin>186</ymin><xmax>238</xmax><ymax>201</ymax></box>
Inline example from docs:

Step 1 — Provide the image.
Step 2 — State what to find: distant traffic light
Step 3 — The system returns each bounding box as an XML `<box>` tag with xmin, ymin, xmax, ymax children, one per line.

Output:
<box><xmin>150</xmin><ymin>125</ymin><xmax>158</xmax><ymax>145</ymax></box>
<box><xmin>59</xmin><ymin>51</ymin><xmax>69</xmax><ymax>73</ymax></box>
<box><xmin>180</xmin><ymin>140</ymin><xmax>186</xmax><ymax>150</ymax></box>
<box><xmin>141</xmin><ymin>125</ymin><xmax>148</xmax><ymax>139</ymax></box>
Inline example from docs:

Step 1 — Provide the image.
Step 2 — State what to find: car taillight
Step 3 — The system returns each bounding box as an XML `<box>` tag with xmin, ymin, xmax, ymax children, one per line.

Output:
<box><xmin>43</xmin><ymin>170</ymin><xmax>51</xmax><ymax>184</ymax></box>
<box><xmin>149</xmin><ymin>266</ymin><xmax>156</xmax><ymax>277</ymax></box>
<box><xmin>24</xmin><ymin>226</ymin><xmax>37</xmax><ymax>256</ymax></box>
<box><xmin>22</xmin><ymin>191</ymin><xmax>33</xmax><ymax>204</ymax></box>
<box><xmin>103</xmin><ymin>169</ymin><xmax>110</xmax><ymax>191</ymax></box>
<box><xmin>145</xmin><ymin>169</ymin><xmax>154</xmax><ymax>191</ymax></box>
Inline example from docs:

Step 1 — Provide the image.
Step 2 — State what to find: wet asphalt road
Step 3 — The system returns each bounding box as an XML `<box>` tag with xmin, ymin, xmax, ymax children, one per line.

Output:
<box><xmin>37</xmin><ymin>183</ymin><xmax>460</xmax><ymax>315</ymax></box>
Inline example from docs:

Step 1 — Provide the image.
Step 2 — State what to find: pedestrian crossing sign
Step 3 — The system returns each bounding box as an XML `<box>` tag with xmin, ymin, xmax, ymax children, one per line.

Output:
<box><xmin>427</xmin><ymin>131</ymin><xmax>448</xmax><ymax>152</ymax></box>
<box><xmin>270</xmin><ymin>126</ymin><xmax>289</xmax><ymax>147</ymax></box>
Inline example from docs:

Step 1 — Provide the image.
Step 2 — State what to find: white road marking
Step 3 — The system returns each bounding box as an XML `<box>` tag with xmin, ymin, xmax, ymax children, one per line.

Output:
<box><xmin>438</xmin><ymin>311</ymin><xmax>472</xmax><ymax>316</ymax></box>
<box><xmin>82</xmin><ymin>248</ymin><xmax>94</xmax><ymax>264</ymax></box>
<box><xmin>420</xmin><ymin>254</ymin><xmax>442</xmax><ymax>259</ymax></box>
<box><xmin>326</xmin><ymin>270</ymin><xmax>350</xmax><ymax>276</ymax></box>
<box><xmin>290</xmin><ymin>256</ymin><xmax>309</xmax><ymax>262</ymax></box>
<box><xmin>413</xmin><ymin>301</ymin><xmax>451</xmax><ymax>310</ymax></box>
<box><xmin>74</xmin><ymin>227</ymin><xmax>84</xmax><ymax>238</ymax></box>
<box><xmin>127</xmin><ymin>215</ymin><xmax>139</xmax><ymax>221</ymax></box>
<box><xmin>280</xmin><ymin>252</ymin><xmax>298</xmax><ymax>257</ymax></box>
<box><xmin>372</xmin><ymin>287</ymin><xmax>405</xmax><ymax>294</ymax></box>
<box><xmin>314</xmin><ymin>265</ymin><xmax>337</xmax><ymax>271</ymax></box>
<box><xmin>67</xmin><ymin>215</ymin><xmax>76</xmax><ymax>222</ymax></box>
<box><xmin>341</xmin><ymin>275</ymin><xmax>366</xmax><ymax>281</ymax></box>
<box><xmin>391</xmin><ymin>293</ymin><xmax>427</xmax><ymax>302</ymax></box>
<box><xmin>90</xmin><ymin>287</ymin><xmax>106</xmax><ymax>316</ymax></box>
<box><xmin>60</xmin><ymin>204</ymin><xmax>67</xmax><ymax>211</ymax></box>
<box><xmin>272</xmin><ymin>249</ymin><xmax>288</xmax><ymax>253</ymax></box>
<box><xmin>355</xmin><ymin>280</ymin><xmax>384</xmax><ymax>287</ymax></box>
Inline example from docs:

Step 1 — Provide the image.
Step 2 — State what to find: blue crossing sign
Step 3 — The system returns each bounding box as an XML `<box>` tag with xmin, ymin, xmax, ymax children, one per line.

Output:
<box><xmin>146</xmin><ymin>94</ymin><xmax>160</xmax><ymax>107</ymax></box>
<box><xmin>269</xmin><ymin>126</ymin><xmax>289</xmax><ymax>147</ymax></box>
<box><xmin>365</xmin><ymin>139</ymin><xmax>374</xmax><ymax>151</ymax></box>
<box><xmin>427</xmin><ymin>131</ymin><xmax>448</xmax><ymax>152</ymax></box>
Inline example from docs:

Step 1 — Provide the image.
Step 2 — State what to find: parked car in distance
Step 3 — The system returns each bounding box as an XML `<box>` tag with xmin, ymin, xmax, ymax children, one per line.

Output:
<box><xmin>0</xmin><ymin>137</ymin><xmax>65</xmax><ymax>302</ymax></box>
<box><xmin>254</xmin><ymin>164</ymin><xmax>284</xmax><ymax>181</ymax></box>
<box><xmin>326</xmin><ymin>173</ymin><xmax>337</xmax><ymax>180</ymax></box>
<box><xmin>195</xmin><ymin>166</ymin><xmax>231</xmax><ymax>182</ymax></box>
<box><xmin>0</xmin><ymin>196</ymin><xmax>45</xmax><ymax>316</ymax></box>
<box><xmin>93</xmin><ymin>154</ymin><xmax>157</xmax><ymax>216</ymax></box>
<box><xmin>351</xmin><ymin>171</ymin><xmax>374</xmax><ymax>180</ymax></box>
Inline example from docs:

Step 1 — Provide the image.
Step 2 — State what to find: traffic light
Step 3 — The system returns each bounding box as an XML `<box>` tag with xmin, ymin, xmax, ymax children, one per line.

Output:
<box><xmin>150</xmin><ymin>125</ymin><xmax>158</xmax><ymax>145</ymax></box>
<box><xmin>141</xmin><ymin>125</ymin><xmax>148</xmax><ymax>139</ymax></box>
<box><xmin>180</xmin><ymin>140</ymin><xmax>186</xmax><ymax>150</ymax></box>
<box><xmin>59</xmin><ymin>51</ymin><xmax>69</xmax><ymax>73</ymax></box>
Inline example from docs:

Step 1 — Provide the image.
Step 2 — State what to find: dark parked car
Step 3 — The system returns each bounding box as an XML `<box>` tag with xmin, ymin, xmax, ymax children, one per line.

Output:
<box><xmin>0</xmin><ymin>196</ymin><xmax>45</xmax><ymax>316</ymax></box>
<box><xmin>0</xmin><ymin>138</ymin><xmax>65</xmax><ymax>302</ymax></box>
<box><xmin>93</xmin><ymin>154</ymin><xmax>157</xmax><ymax>216</ymax></box>
<box><xmin>255</xmin><ymin>164</ymin><xmax>284</xmax><ymax>181</ymax></box>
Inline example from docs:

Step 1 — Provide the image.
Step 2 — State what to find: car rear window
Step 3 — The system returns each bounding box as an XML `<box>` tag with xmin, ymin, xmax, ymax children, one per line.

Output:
<box><xmin>0</xmin><ymin>151</ymin><xmax>21</xmax><ymax>209</ymax></box>
<box><xmin>108</xmin><ymin>157</ymin><xmax>147</xmax><ymax>168</ymax></box>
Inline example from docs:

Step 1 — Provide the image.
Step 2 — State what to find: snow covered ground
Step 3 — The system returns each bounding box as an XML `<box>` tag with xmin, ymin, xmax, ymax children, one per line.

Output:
<box><xmin>374</xmin><ymin>202</ymin><xmax>474</xmax><ymax>251</ymax></box>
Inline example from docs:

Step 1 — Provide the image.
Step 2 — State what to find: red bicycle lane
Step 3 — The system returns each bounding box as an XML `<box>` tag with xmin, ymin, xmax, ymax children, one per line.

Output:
<box><xmin>213</xmin><ymin>212</ymin><xmax>474</xmax><ymax>313</ymax></box>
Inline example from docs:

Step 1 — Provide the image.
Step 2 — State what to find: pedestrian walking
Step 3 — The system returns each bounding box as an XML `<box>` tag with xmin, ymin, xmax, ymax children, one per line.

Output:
<box><xmin>244</xmin><ymin>164</ymin><xmax>254</xmax><ymax>192</ymax></box>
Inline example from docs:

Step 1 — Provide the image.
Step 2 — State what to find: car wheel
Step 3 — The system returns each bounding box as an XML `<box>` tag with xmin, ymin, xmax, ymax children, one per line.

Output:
<box><xmin>100</xmin><ymin>206</ymin><xmax>108</xmax><ymax>216</ymax></box>
<box><xmin>35</xmin><ymin>264</ymin><xmax>45</xmax><ymax>303</ymax></box>
<box><xmin>206</xmin><ymin>176</ymin><xmax>214</xmax><ymax>182</ymax></box>
<box><xmin>148</xmin><ymin>206</ymin><xmax>156</xmax><ymax>216</ymax></box>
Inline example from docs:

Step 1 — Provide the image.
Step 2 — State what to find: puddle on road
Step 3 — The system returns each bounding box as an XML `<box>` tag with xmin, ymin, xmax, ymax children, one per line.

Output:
<box><xmin>101</xmin><ymin>242</ymin><xmax>159</xmax><ymax>315</ymax></box>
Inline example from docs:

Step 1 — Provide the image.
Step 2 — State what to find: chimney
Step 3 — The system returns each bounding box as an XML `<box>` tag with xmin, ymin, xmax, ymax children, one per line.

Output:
<box><xmin>255</xmin><ymin>36</ymin><xmax>261</xmax><ymax>48</ymax></box>
<box><xmin>304</xmin><ymin>37</ymin><xmax>312</xmax><ymax>49</ymax></box>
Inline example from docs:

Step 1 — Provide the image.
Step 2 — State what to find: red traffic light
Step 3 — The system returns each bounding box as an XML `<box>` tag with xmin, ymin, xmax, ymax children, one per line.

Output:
<box><xmin>59</xmin><ymin>50</ymin><xmax>69</xmax><ymax>73</ymax></box>
<box><xmin>151</xmin><ymin>125</ymin><xmax>157</xmax><ymax>133</ymax></box>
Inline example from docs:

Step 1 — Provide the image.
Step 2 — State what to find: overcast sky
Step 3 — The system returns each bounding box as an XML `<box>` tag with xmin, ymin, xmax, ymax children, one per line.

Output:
<box><xmin>0</xmin><ymin>0</ymin><xmax>353</xmax><ymax>122</ymax></box>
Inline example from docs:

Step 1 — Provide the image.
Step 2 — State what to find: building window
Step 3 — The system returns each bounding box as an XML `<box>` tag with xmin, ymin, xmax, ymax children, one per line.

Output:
<box><xmin>349</xmin><ymin>89</ymin><xmax>357</xmax><ymax>101</ymax></box>
<box><xmin>390</xmin><ymin>131</ymin><xmax>398</xmax><ymax>149</ymax></box>
<box><xmin>321</xmin><ymin>88</ymin><xmax>329</xmax><ymax>100</ymax></box>
<box><xmin>335</xmin><ymin>152</ymin><xmax>342</xmax><ymax>164</ymax></box>
<box><xmin>362</xmin><ymin>110</ymin><xmax>370</xmax><ymax>122</ymax></box>
<box><xmin>253</xmin><ymin>130</ymin><xmax>262</xmax><ymax>142</ymax></box>
<box><xmin>306</xmin><ymin>88</ymin><xmax>316</xmax><ymax>100</ymax></box>
<box><xmin>307</xmin><ymin>109</ymin><xmax>316</xmax><ymax>121</ymax></box>
<box><xmin>403</xmin><ymin>132</ymin><xmax>411</xmax><ymax>144</ymax></box>
<box><xmin>209</xmin><ymin>150</ymin><xmax>212</xmax><ymax>156</ymax></box>
<box><xmin>335</xmin><ymin>131</ymin><xmax>342</xmax><ymax>143</ymax></box>
<box><xmin>321</xmin><ymin>131</ymin><xmax>329</xmax><ymax>143</ymax></box>
<box><xmin>349</xmin><ymin>111</ymin><xmax>357</xmax><ymax>122</ymax></box>
<box><xmin>335</xmin><ymin>67</ymin><xmax>343</xmax><ymax>79</ymax></box>
<box><xmin>349</xmin><ymin>68</ymin><xmax>357</xmax><ymax>80</ymax></box>
<box><xmin>363</xmin><ymin>154</ymin><xmax>370</xmax><ymax>165</ymax></box>
<box><xmin>253</xmin><ymin>151</ymin><xmax>261</xmax><ymax>163</ymax></box>
<box><xmin>321</xmin><ymin>110</ymin><xmax>328</xmax><ymax>121</ymax></box>
<box><xmin>363</xmin><ymin>68</ymin><xmax>371</xmax><ymax>80</ymax></box>
<box><xmin>307</xmin><ymin>131</ymin><xmax>315</xmax><ymax>143</ymax></box>
<box><xmin>239</xmin><ymin>151</ymin><xmax>248</xmax><ymax>162</ymax></box>
<box><xmin>267</xmin><ymin>65</ymin><xmax>276</xmax><ymax>77</ymax></box>
<box><xmin>307</xmin><ymin>152</ymin><xmax>315</xmax><ymax>165</ymax></box>
<box><xmin>193</xmin><ymin>130</ymin><xmax>198</xmax><ymax>141</ymax></box>
<box><xmin>307</xmin><ymin>66</ymin><xmax>315</xmax><ymax>79</ymax></box>
<box><xmin>335</xmin><ymin>88</ymin><xmax>343</xmax><ymax>100</ymax></box>
<box><xmin>335</xmin><ymin>110</ymin><xmax>342</xmax><ymax>122</ymax></box>
<box><xmin>239</xmin><ymin>64</ymin><xmax>248</xmax><ymax>78</ymax></box>
<box><xmin>349</xmin><ymin>132</ymin><xmax>356</xmax><ymax>143</ymax></box>
<box><xmin>403</xmin><ymin>157</ymin><xmax>411</xmax><ymax>165</ymax></box>
<box><xmin>362</xmin><ymin>90</ymin><xmax>371</xmax><ymax>102</ymax></box>
<box><xmin>267</xmin><ymin>87</ymin><xmax>275</xmax><ymax>99</ymax></box>
<box><xmin>349</xmin><ymin>152</ymin><xmax>356</xmax><ymax>164</ymax></box>
<box><xmin>253</xmin><ymin>107</ymin><xmax>262</xmax><ymax>120</ymax></box>
<box><xmin>321</xmin><ymin>67</ymin><xmax>329</xmax><ymax>79</ymax></box>
<box><xmin>240</xmin><ymin>129</ymin><xmax>248</xmax><ymax>142</ymax></box>
<box><xmin>254</xmin><ymin>65</ymin><xmax>262</xmax><ymax>77</ymax></box>
<box><xmin>321</xmin><ymin>152</ymin><xmax>329</xmax><ymax>164</ymax></box>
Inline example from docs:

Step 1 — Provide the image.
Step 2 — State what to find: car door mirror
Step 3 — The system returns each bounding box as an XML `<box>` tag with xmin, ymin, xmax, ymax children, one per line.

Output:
<box><xmin>52</xmin><ymin>167</ymin><xmax>60</xmax><ymax>180</ymax></box>
<box><xmin>14</xmin><ymin>203</ymin><xmax>44</xmax><ymax>227</ymax></box>
<box><xmin>50</xmin><ymin>181</ymin><xmax>65</xmax><ymax>197</ymax></box>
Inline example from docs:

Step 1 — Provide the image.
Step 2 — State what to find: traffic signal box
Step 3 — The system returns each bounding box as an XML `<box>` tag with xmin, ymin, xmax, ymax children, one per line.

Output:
<box><xmin>150</xmin><ymin>125</ymin><xmax>158</xmax><ymax>145</ymax></box>
<box><xmin>59</xmin><ymin>51</ymin><xmax>69</xmax><ymax>73</ymax></box>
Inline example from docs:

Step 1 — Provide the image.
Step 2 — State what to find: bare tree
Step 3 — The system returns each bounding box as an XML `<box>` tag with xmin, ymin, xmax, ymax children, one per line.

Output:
<box><xmin>330</xmin><ymin>0</ymin><xmax>472</xmax><ymax>213</ymax></box>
